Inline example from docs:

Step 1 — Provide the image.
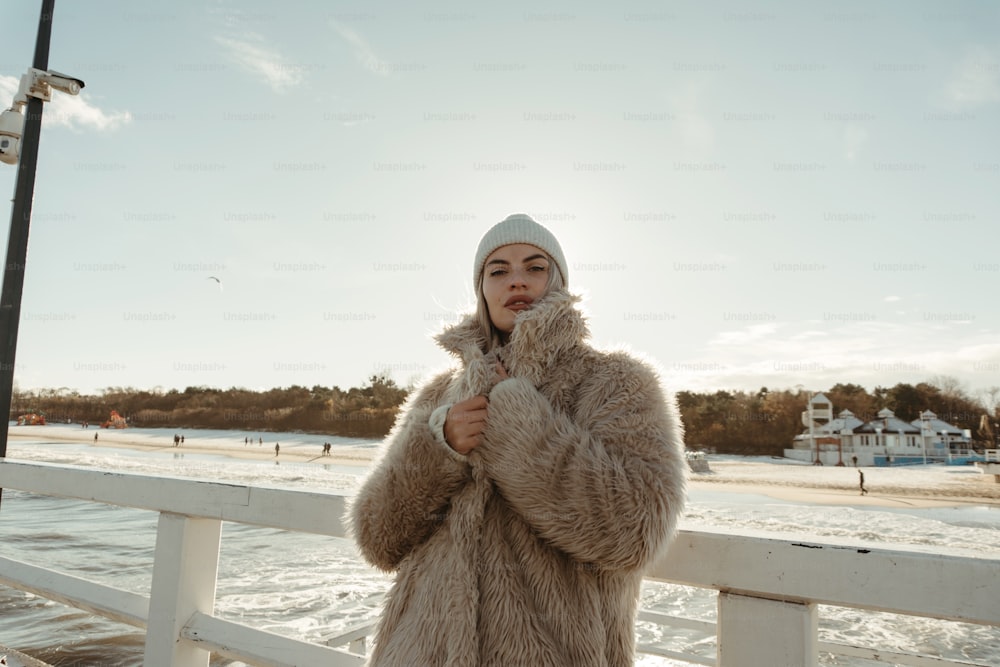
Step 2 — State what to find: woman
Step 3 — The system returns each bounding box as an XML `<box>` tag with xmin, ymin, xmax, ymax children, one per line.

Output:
<box><xmin>349</xmin><ymin>213</ymin><xmax>687</xmax><ymax>666</ymax></box>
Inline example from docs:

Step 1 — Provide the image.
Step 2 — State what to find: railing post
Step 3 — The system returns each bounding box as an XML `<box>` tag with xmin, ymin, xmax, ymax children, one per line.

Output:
<box><xmin>144</xmin><ymin>513</ymin><xmax>223</xmax><ymax>667</ymax></box>
<box><xmin>717</xmin><ymin>592</ymin><xmax>818</xmax><ymax>667</ymax></box>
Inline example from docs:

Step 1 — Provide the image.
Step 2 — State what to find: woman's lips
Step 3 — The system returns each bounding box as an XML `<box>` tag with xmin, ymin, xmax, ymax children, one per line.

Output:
<box><xmin>504</xmin><ymin>296</ymin><xmax>534</xmax><ymax>311</ymax></box>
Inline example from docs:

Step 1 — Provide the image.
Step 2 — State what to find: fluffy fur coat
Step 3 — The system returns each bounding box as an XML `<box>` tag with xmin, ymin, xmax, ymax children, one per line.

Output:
<box><xmin>349</xmin><ymin>290</ymin><xmax>687</xmax><ymax>666</ymax></box>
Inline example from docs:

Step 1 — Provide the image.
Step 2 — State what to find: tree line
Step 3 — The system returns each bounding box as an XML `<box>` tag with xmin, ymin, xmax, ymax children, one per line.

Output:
<box><xmin>12</xmin><ymin>374</ymin><xmax>408</xmax><ymax>439</ymax></box>
<box><xmin>12</xmin><ymin>375</ymin><xmax>998</xmax><ymax>454</ymax></box>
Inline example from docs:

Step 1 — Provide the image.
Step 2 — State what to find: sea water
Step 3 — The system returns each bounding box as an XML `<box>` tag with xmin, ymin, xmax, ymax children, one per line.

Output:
<box><xmin>1</xmin><ymin>428</ymin><xmax>998</xmax><ymax>666</ymax></box>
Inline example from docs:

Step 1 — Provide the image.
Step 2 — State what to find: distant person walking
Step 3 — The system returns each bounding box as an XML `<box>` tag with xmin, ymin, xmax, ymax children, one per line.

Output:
<box><xmin>859</xmin><ymin>469</ymin><xmax>868</xmax><ymax>495</ymax></box>
<box><xmin>94</xmin><ymin>432</ymin><xmax>98</xmax><ymax>442</ymax></box>
<box><xmin>275</xmin><ymin>443</ymin><xmax>280</xmax><ymax>457</ymax></box>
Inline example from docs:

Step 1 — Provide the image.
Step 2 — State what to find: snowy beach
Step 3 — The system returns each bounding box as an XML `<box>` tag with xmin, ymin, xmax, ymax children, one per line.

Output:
<box><xmin>10</xmin><ymin>423</ymin><xmax>1000</xmax><ymax>509</ymax></box>
<box><xmin>7</xmin><ymin>423</ymin><xmax>377</xmax><ymax>466</ymax></box>
<box><xmin>691</xmin><ymin>456</ymin><xmax>1000</xmax><ymax>508</ymax></box>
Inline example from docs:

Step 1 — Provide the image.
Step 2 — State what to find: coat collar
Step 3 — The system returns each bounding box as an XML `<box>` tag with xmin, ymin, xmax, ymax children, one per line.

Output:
<box><xmin>435</xmin><ymin>290</ymin><xmax>589</xmax><ymax>386</ymax></box>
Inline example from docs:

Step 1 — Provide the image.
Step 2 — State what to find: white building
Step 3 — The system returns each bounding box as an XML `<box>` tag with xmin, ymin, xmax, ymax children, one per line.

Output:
<box><xmin>789</xmin><ymin>407</ymin><xmax>864</xmax><ymax>463</ymax></box>
<box><xmin>912</xmin><ymin>410</ymin><xmax>971</xmax><ymax>458</ymax></box>
<box><xmin>785</xmin><ymin>395</ymin><xmax>973</xmax><ymax>466</ymax></box>
<box><xmin>852</xmin><ymin>408</ymin><xmax>922</xmax><ymax>464</ymax></box>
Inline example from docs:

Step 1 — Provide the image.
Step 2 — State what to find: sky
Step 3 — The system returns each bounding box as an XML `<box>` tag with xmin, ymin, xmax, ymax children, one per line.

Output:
<box><xmin>0</xmin><ymin>0</ymin><xmax>997</xmax><ymax>403</ymax></box>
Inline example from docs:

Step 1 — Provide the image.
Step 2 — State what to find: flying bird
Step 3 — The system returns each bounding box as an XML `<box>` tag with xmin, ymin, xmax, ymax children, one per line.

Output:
<box><xmin>207</xmin><ymin>276</ymin><xmax>223</xmax><ymax>292</ymax></box>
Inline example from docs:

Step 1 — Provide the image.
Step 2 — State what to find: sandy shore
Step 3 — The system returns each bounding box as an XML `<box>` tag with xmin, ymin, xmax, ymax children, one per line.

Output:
<box><xmin>9</xmin><ymin>426</ymin><xmax>1000</xmax><ymax>508</ymax></box>
<box><xmin>8</xmin><ymin>425</ymin><xmax>375</xmax><ymax>469</ymax></box>
<box><xmin>690</xmin><ymin>459</ymin><xmax>1000</xmax><ymax>508</ymax></box>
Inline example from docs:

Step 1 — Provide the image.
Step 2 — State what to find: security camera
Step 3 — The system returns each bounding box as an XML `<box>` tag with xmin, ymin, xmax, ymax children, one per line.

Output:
<box><xmin>0</xmin><ymin>107</ymin><xmax>23</xmax><ymax>165</ymax></box>
<box><xmin>38</xmin><ymin>70</ymin><xmax>85</xmax><ymax>96</ymax></box>
<box><xmin>19</xmin><ymin>68</ymin><xmax>85</xmax><ymax>102</ymax></box>
<box><xmin>0</xmin><ymin>68</ymin><xmax>85</xmax><ymax>167</ymax></box>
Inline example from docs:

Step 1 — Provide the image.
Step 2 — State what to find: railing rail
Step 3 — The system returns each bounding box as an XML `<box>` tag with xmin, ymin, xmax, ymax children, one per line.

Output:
<box><xmin>0</xmin><ymin>459</ymin><xmax>997</xmax><ymax>667</ymax></box>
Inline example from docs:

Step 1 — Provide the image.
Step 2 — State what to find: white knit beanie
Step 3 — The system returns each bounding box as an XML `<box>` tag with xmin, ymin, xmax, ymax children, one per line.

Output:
<box><xmin>473</xmin><ymin>213</ymin><xmax>568</xmax><ymax>288</ymax></box>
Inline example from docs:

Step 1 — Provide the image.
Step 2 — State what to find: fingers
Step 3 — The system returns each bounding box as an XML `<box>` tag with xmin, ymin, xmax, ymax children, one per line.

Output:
<box><xmin>494</xmin><ymin>361</ymin><xmax>509</xmax><ymax>379</ymax></box>
<box><xmin>456</xmin><ymin>395</ymin><xmax>488</xmax><ymax>411</ymax></box>
<box><xmin>444</xmin><ymin>396</ymin><xmax>490</xmax><ymax>455</ymax></box>
<box><xmin>455</xmin><ymin>408</ymin><xmax>488</xmax><ymax>426</ymax></box>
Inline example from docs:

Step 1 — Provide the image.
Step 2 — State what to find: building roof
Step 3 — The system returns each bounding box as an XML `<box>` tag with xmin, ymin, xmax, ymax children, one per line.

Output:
<box><xmin>912</xmin><ymin>410</ymin><xmax>965</xmax><ymax>436</ymax></box>
<box><xmin>809</xmin><ymin>393</ymin><xmax>831</xmax><ymax>406</ymax></box>
<box><xmin>854</xmin><ymin>408</ymin><xmax>921</xmax><ymax>434</ymax></box>
<box><xmin>828</xmin><ymin>409</ymin><xmax>865</xmax><ymax>433</ymax></box>
<box><xmin>795</xmin><ymin>409</ymin><xmax>865</xmax><ymax>439</ymax></box>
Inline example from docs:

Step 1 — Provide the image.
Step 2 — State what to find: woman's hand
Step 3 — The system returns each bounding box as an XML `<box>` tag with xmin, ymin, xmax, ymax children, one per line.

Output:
<box><xmin>444</xmin><ymin>362</ymin><xmax>509</xmax><ymax>455</ymax></box>
<box><xmin>444</xmin><ymin>395</ymin><xmax>489</xmax><ymax>455</ymax></box>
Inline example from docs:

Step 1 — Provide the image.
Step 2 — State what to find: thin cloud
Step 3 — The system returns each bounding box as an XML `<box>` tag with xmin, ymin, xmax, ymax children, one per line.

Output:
<box><xmin>330</xmin><ymin>21</ymin><xmax>388</xmax><ymax>77</ymax></box>
<box><xmin>952</xmin><ymin>341</ymin><xmax>1000</xmax><ymax>365</ymax></box>
<box><xmin>215</xmin><ymin>34</ymin><xmax>304</xmax><ymax>93</ymax></box>
<box><xmin>788</xmin><ymin>330</ymin><xmax>829</xmax><ymax>341</ymax></box>
<box><xmin>709</xmin><ymin>323</ymin><xmax>781</xmax><ymax>346</ymax></box>
<box><xmin>685</xmin><ymin>319</ymin><xmax>998</xmax><ymax>392</ymax></box>
<box><xmin>666</xmin><ymin>82</ymin><xmax>714</xmax><ymax>151</ymax></box>
<box><xmin>0</xmin><ymin>74</ymin><xmax>131</xmax><ymax>131</ymax></box>
<box><xmin>944</xmin><ymin>45</ymin><xmax>1000</xmax><ymax>109</ymax></box>
<box><xmin>843</xmin><ymin>124</ymin><xmax>867</xmax><ymax>161</ymax></box>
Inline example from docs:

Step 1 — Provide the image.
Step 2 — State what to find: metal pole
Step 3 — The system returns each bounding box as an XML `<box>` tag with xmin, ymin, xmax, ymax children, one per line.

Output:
<box><xmin>808</xmin><ymin>396</ymin><xmax>818</xmax><ymax>465</ymax></box>
<box><xmin>0</xmin><ymin>0</ymin><xmax>56</xmax><ymax>510</ymax></box>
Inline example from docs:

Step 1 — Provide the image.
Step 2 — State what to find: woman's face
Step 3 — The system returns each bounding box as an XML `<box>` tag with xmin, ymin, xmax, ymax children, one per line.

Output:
<box><xmin>482</xmin><ymin>243</ymin><xmax>552</xmax><ymax>334</ymax></box>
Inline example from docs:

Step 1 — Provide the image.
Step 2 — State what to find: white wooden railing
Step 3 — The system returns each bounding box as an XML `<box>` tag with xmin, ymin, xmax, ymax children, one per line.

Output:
<box><xmin>0</xmin><ymin>459</ymin><xmax>997</xmax><ymax>667</ymax></box>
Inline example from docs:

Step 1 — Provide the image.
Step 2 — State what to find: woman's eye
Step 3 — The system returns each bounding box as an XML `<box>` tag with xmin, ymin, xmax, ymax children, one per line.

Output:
<box><xmin>489</xmin><ymin>269</ymin><xmax>507</xmax><ymax>277</ymax></box>
<box><xmin>529</xmin><ymin>265</ymin><xmax>547</xmax><ymax>272</ymax></box>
